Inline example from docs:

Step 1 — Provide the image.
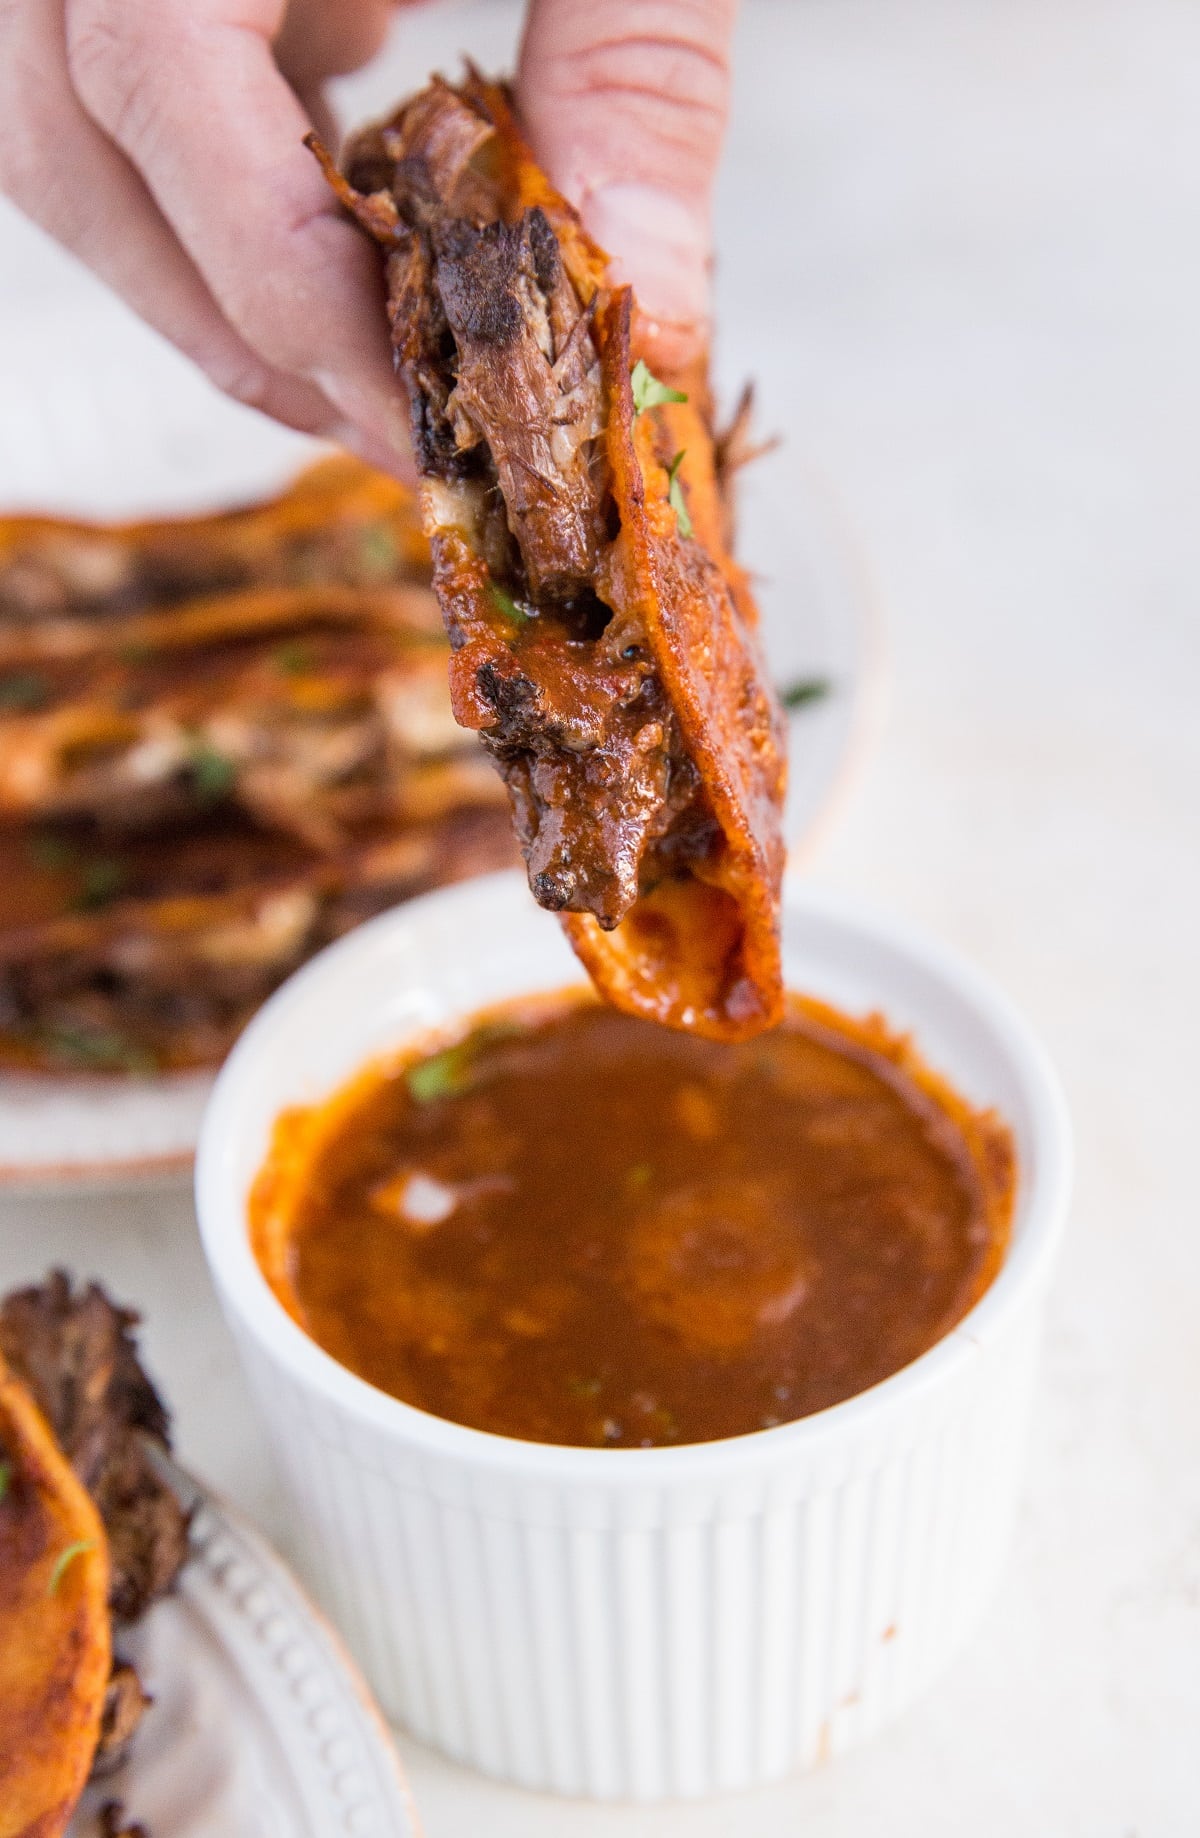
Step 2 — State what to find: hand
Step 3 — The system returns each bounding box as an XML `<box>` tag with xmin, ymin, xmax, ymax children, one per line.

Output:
<box><xmin>517</xmin><ymin>0</ymin><xmax>738</xmax><ymax>373</ymax></box>
<box><xmin>0</xmin><ymin>0</ymin><xmax>738</xmax><ymax>469</ymax></box>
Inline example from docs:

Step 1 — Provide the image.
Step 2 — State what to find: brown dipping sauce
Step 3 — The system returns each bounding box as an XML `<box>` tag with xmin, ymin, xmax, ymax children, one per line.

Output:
<box><xmin>252</xmin><ymin>994</ymin><xmax>1015</xmax><ymax>1447</ymax></box>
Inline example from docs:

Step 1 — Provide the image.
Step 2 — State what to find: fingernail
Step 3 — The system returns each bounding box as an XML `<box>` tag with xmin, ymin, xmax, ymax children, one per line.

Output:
<box><xmin>581</xmin><ymin>183</ymin><xmax>711</xmax><ymax>332</ymax></box>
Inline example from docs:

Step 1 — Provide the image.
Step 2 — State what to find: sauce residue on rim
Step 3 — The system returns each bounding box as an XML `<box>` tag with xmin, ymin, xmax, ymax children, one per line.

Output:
<box><xmin>251</xmin><ymin>991</ymin><xmax>1015</xmax><ymax>1448</ymax></box>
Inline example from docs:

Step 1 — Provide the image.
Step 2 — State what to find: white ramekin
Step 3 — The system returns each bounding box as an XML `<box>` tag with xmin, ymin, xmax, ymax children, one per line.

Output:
<box><xmin>196</xmin><ymin>871</ymin><xmax>1070</xmax><ymax>1801</ymax></box>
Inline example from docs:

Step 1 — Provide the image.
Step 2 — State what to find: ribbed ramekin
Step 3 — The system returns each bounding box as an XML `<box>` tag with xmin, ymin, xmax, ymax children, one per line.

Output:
<box><xmin>196</xmin><ymin>871</ymin><xmax>1070</xmax><ymax>1801</ymax></box>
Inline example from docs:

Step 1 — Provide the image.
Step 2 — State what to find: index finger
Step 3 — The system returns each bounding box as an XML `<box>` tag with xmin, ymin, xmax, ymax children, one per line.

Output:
<box><xmin>64</xmin><ymin>0</ymin><xmax>407</xmax><ymax>462</ymax></box>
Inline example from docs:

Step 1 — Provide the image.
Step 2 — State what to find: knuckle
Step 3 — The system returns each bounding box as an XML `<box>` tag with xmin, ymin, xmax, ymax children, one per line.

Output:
<box><xmin>558</xmin><ymin>31</ymin><xmax>730</xmax><ymax>131</ymax></box>
<box><xmin>204</xmin><ymin>349</ymin><xmax>334</xmax><ymax>439</ymax></box>
<box><xmin>203</xmin><ymin>350</ymin><xmax>281</xmax><ymax>417</ymax></box>
<box><xmin>65</xmin><ymin>0</ymin><xmax>174</xmax><ymax>161</ymax></box>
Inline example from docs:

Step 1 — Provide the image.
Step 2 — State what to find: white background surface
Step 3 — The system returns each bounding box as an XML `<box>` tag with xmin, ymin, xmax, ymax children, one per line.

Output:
<box><xmin>0</xmin><ymin>0</ymin><xmax>1196</xmax><ymax>1831</ymax></box>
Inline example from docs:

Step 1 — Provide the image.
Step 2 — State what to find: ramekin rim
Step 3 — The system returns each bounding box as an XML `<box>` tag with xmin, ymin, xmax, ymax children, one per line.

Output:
<box><xmin>195</xmin><ymin>871</ymin><xmax>1072</xmax><ymax>1483</ymax></box>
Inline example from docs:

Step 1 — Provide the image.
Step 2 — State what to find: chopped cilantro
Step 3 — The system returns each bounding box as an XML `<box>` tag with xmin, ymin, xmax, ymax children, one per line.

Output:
<box><xmin>0</xmin><ymin>1459</ymin><xmax>10</xmax><ymax>1502</ymax></box>
<box><xmin>0</xmin><ymin>670</ymin><xmax>49</xmax><ymax>711</ymax></box>
<box><xmin>72</xmin><ymin>857</ymin><xmax>125</xmax><ymax>913</ymax></box>
<box><xmin>41</xmin><ymin>1022</ymin><xmax>157</xmax><ymax>1076</ymax></box>
<box><xmin>358</xmin><ymin>525</ymin><xmax>399</xmax><ymax>580</ymax></box>
<box><xmin>406</xmin><ymin>1021</ymin><xmax>522</xmax><ymax>1104</ymax></box>
<box><xmin>631</xmin><ymin>359</ymin><xmax>687</xmax><ymax>416</ymax></box>
<box><xmin>190</xmin><ymin>742</ymin><xmax>236</xmax><ymax>804</ymax></box>
<box><xmin>488</xmin><ymin>582</ymin><xmax>530</xmax><ymax>624</ymax></box>
<box><xmin>665</xmin><ymin>451</ymin><xmax>693</xmax><ymax>539</ymax></box>
<box><xmin>28</xmin><ymin>833</ymin><xmax>78</xmax><ymax>872</ymax></box>
<box><xmin>778</xmin><ymin>676</ymin><xmax>832</xmax><ymax>711</ymax></box>
<box><xmin>407</xmin><ymin>1044</ymin><xmax>471</xmax><ymax>1104</ymax></box>
<box><xmin>47</xmin><ymin>1538</ymin><xmax>97</xmax><ymax>1596</ymax></box>
<box><xmin>275</xmin><ymin>642</ymin><xmax>316</xmax><ymax>675</ymax></box>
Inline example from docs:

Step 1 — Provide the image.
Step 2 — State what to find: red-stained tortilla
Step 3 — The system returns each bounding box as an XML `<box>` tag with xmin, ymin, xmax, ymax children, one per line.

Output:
<box><xmin>0</xmin><ymin>1356</ymin><xmax>110</xmax><ymax>1838</ymax></box>
<box><xmin>317</xmin><ymin>72</ymin><xmax>786</xmax><ymax>1038</ymax></box>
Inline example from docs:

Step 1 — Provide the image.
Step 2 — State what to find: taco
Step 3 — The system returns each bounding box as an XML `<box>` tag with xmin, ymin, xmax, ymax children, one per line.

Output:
<box><xmin>0</xmin><ymin>1353</ymin><xmax>109</xmax><ymax>1838</ymax></box>
<box><xmin>312</xmin><ymin>72</ymin><xmax>786</xmax><ymax>1038</ymax></box>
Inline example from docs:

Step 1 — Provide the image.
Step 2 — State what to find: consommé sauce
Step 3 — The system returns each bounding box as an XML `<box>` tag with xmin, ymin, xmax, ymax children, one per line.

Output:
<box><xmin>252</xmin><ymin>993</ymin><xmax>1015</xmax><ymax>1447</ymax></box>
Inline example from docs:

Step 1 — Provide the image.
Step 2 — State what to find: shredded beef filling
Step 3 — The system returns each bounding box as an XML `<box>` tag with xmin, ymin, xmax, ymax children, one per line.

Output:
<box><xmin>329</xmin><ymin>85</ymin><xmax>719</xmax><ymax>930</ymax></box>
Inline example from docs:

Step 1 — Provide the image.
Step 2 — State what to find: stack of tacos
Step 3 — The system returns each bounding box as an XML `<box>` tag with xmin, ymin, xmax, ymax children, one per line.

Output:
<box><xmin>0</xmin><ymin>457</ymin><xmax>514</xmax><ymax>1076</ymax></box>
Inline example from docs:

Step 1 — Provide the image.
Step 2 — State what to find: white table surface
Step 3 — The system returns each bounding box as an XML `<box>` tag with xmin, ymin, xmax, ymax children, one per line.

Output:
<box><xmin>1</xmin><ymin>0</ymin><xmax>1196</xmax><ymax>1830</ymax></box>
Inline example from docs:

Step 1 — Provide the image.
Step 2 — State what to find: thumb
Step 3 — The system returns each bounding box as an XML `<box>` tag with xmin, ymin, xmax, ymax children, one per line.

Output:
<box><xmin>516</xmin><ymin>0</ymin><xmax>738</xmax><ymax>365</ymax></box>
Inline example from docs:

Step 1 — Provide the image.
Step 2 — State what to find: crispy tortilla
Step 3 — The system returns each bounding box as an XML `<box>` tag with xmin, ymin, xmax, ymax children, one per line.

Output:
<box><xmin>0</xmin><ymin>1355</ymin><xmax>110</xmax><ymax>1838</ymax></box>
<box><xmin>317</xmin><ymin>72</ymin><xmax>786</xmax><ymax>1038</ymax></box>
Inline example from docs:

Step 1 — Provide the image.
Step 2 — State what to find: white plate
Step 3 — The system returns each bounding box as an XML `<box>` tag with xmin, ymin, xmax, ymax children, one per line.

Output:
<box><xmin>70</xmin><ymin>1480</ymin><xmax>420</xmax><ymax>1838</ymax></box>
<box><xmin>0</xmin><ymin>210</ymin><xmax>879</xmax><ymax>1188</ymax></box>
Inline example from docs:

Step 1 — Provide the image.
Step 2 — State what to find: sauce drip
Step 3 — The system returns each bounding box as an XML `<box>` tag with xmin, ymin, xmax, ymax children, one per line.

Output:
<box><xmin>253</xmin><ymin>994</ymin><xmax>1014</xmax><ymax>1447</ymax></box>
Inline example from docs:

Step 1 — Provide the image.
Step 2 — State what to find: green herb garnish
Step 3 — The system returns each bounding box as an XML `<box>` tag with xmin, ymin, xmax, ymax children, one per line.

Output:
<box><xmin>778</xmin><ymin>676</ymin><xmax>832</xmax><ymax>711</ymax></box>
<box><xmin>28</xmin><ymin>833</ymin><xmax>78</xmax><ymax>872</ymax></box>
<box><xmin>631</xmin><ymin>359</ymin><xmax>687</xmax><ymax>417</ymax></box>
<box><xmin>358</xmin><ymin>525</ymin><xmax>399</xmax><ymax>581</ymax></box>
<box><xmin>190</xmin><ymin>742</ymin><xmax>236</xmax><ymax>804</ymax></box>
<box><xmin>47</xmin><ymin>1539</ymin><xmax>96</xmax><ymax>1595</ymax></box>
<box><xmin>488</xmin><ymin>583</ymin><xmax>530</xmax><ymax>625</ymax></box>
<box><xmin>41</xmin><ymin>1022</ymin><xmax>157</xmax><ymax>1076</ymax></box>
<box><xmin>0</xmin><ymin>1460</ymin><xmax>11</xmax><ymax>1503</ymax></box>
<box><xmin>567</xmin><ymin>1376</ymin><xmax>603</xmax><ymax>1399</ymax></box>
<box><xmin>406</xmin><ymin>1021</ymin><xmax>522</xmax><ymax>1104</ymax></box>
<box><xmin>624</xmin><ymin>1162</ymin><xmax>652</xmax><ymax>1192</ymax></box>
<box><xmin>665</xmin><ymin>451</ymin><xmax>693</xmax><ymax>539</ymax></box>
<box><xmin>275</xmin><ymin>642</ymin><xmax>316</xmax><ymax>676</ymax></box>
<box><xmin>407</xmin><ymin>1044</ymin><xmax>472</xmax><ymax>1104</ymax></box>
<box><xmin>0</xmin><ymin>670</ymin><xmax>49</xmax><ymax>711</ymax></box>
<box><xmin>72</xmin><ymin>857</ymin><xmax>125</xmax><ymax>913</ymax></box>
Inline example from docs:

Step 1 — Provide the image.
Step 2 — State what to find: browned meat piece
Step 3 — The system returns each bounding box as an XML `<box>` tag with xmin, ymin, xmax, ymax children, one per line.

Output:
<box><xmin>98</xmin><ymin>1804</ymin><xmax>149</xmax><ymax>1838</ymax></box>
<box><xmin>476</xmin><ymin>636</ymin><xmax>705</xmax><ymax>922</ymax></box>
<box><xmin>432</xmin><ymin>208</ymin><xmax>607</xmax><ymax>598</ymax></box>
<box><xmin>94</xmin><ymin>1663</ymin><xmax>152</xmax><ymax>1777</ymax></box>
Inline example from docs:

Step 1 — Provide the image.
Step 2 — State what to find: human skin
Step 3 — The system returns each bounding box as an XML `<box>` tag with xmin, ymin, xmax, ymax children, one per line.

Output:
<box><xmin>0</xmin><ymin>0</ymin><xmax>738</xmax><ymax>473</ymax></box>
